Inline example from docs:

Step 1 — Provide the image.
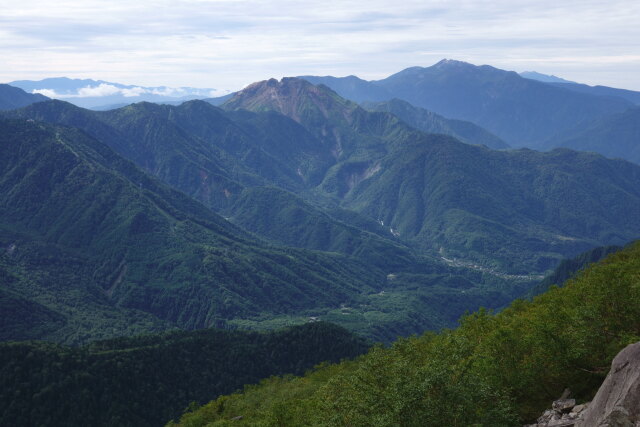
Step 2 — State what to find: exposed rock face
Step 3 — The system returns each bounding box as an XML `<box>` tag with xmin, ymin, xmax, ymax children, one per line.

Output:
<box><xmin>577</xmin><ymin>342</ymin><xmax>640</xmax><ymax>426</ymax></box>
<box><xmin>526</xmin><ymin>342</ymin><xmax>640</xmax><ymax>427</ymax></box>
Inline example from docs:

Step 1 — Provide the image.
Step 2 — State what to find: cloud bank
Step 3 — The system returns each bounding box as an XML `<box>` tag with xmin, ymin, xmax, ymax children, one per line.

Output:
<box><xmin>1</xmin><ymin>0</ymin><xmax>639</xmax><ymax>91</ymax></box>
<box><xmin>32</xmin><ymin>83</ymin><xmax>221</xmax><ymax>99</ymax></box>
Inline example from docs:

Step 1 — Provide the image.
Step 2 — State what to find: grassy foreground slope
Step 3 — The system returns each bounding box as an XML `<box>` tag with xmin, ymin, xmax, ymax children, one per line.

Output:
<box><xmin>172</xmin><ymin>241</ymin><xmax>640</xmax><ymax>426</ymax></box>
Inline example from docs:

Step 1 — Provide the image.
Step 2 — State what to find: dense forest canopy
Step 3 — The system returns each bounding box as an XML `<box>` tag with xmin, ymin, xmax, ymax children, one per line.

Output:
<box><xmin>0</xmin><ymin>322</ymin><xmax>369</xmax><ymax>427</ymax></box>
<box><xmin>172</xmin><ymin>242</ymin><xmax>640</xmax><ymax>426</ymax></box>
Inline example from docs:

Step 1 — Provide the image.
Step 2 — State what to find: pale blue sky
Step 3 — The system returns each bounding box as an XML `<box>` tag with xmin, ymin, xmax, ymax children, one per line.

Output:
<box><xmin>1</xmin><ymin>0</ymin><xmax>639</xmax><ymax>91</ymax></box>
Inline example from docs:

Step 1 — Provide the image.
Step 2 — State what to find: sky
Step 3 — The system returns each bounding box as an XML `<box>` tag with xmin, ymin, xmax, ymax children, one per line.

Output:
<box><xmin>1</xmin><ymin>0</ymin><xmax>640</xmax><ymax>92</ymax></box>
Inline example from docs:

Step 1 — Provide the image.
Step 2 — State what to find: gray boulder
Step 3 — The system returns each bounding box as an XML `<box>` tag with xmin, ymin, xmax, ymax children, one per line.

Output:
<box><xmin>525</xmin><ymin>395</ymin><xmax>584</xmax><ymax>426</ymax></box>
<box><xmin>578</xmin><ymin>342</ymin><xmax>640</xmax><ymax>426</ymax></box>
<box><xmin>553</xmin><ymin>399</ymin><xmax>577</xmax><ymax>413</ymax></box>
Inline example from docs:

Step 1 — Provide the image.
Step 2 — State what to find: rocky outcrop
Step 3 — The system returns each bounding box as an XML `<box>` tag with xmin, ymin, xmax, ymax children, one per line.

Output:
<box><xmin>525</xmin><ymin>342</ymin><xmax>640</xmax><ymax>427</ymax></box>
<box><xmin>524</xmin><ymin>393</ymin><xmax>588</xmax><ymax>427</ymax></box>
<box><xmin>577</xmin><ymin>341</ymin><xmax>640</xmax><ymax>426</ymax></box>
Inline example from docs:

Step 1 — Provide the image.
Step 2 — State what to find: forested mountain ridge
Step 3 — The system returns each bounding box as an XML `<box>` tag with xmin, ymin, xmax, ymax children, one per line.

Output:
<box><xmin>0</xmin><ymin>322</ymin><xmax>369</xmax><ymax>427</ymax></box>
<box><xmin>4</xmin><ymin>99</ymin><xmax>414</xmax><ymax>267</ymax></box>
<box><xmin>222</xmin><ymin>77</ymin><xmax>410</xmax><ymax>168</ymax></box>
<box><xmin>340</xmin><ymin>139</ymin><xmax>640</xmax><ymax>272</ymax></box>
<box><xmin>0</xmin><ymin>119</ymin><xmax>389</xmax><ymax>343</ymax></box>
<box><xmin>221</xmin><ymin>78</ymin><xmax>640</xmax><ymax>272</ymax></box>
<box><xmin>5</xmin><ymin>76</ymin><xmax>640</xmax><ymax>346</ymax></box>
<box><xmin>361</xmin><ymin>98</ymin><xmax>509</xmax><ymax>149</ymax></box>
<box><xmin>5</xmin><ymin>100</ymin><xmax>250</xmax><ymax>209</ymax></box>
<box><xmin>526</xmin><ymin>244</ymin><xmax>623</xmax><ymax>298</ymax></box>
<box><xmin>9</xmin><ymin>79</ymin><xmax>640</xmax><ymax>275</ymax></box>
<box><xmin>0</xmin><ymin>84</ymin><xmax>48</xmax><ymax>111</ymax></box>
<box><xmin>225</xmin><ymin>186</ymin><xmax>415</xmax><ymax>270</ymax></box>
<box><xmin>172</xmin><ymin>240</ymin><xmax>640</xmax><ymax>426</ymax></box>
<box><xmin>543</xmin><ymin>106</ymin><xmax>640</xmax><ymax>165</ymax></box>
<box><xmin>1</xmin><ymin>118</ymin><xmax>536</xmax><ymax>344</ymax></box>
<box><xmin>221</xmin><ymin>77</ymin><xmax>420</xmax><ymax>201</ymax></box>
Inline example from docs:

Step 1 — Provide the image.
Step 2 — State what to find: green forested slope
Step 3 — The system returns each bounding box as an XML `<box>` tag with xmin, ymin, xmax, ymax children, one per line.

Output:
<box><xmin>5</xmin><ymin>99</ymin><xmax>401</xmax><ymax>262</ymax></box>
<box><xmin>172</xmin><ymin>241</ymin><xmax>640</xmax><ymax>427</ymax></box>
<box><xmin>545</xmin><ymin>106</ymin><xmax>640</xmax><ymax>165</ymax></box>
<box><xmin>6</xmin><ymin>81</ymin><xmax>640</xmax><ymax>345</ymax></box>
<box><xmin>222</xmin><ymin>77</ymin><xmax>415</xmax><ymax>194</ymax></box>
<box><xmin>0</xmin><ymin>322</ymin><xmax>369</xmax><ymax>427</ymax></box>
<box><xmin>5</xmin><ymin>99</ymin><xmax>249</xmax><ymax>210</ymax></box>
<box><xmin>342</xmin><ymin>138</ymin><xmax>640</xmax><ymax>272</ymax></box>
<box><xmin>0</xmin><ymin>84</ymin><xmax>48</xmax><ymax>111</ymax></box>
<box><xmin>0</xmin><ymin>120</ymin><xmax>386</xmax><ymax>343</ymax></box>
<box><xmin>527</xmin><ymin>244</ymin><xmax>622</xmax><ymax>297</ymax></box>
<box><xmin>226</xmin><ymin>186</ymin><xmax>414</xmax><ymax>269</ymax></box>
<box><xmin>10</xmin><ymin>84</ymin><xmax>640</xmax><ymax>276</ymax></box>
<box><xmin>1</xmin><ymin>119</ymin><xmax>531</xmax><ymax>344</ymax></box>
<box><xmin>222</xmin><ymin>78</ymin><xmax>640</xmax><ymax>273</ymax></box>
<box><xmin>362</xmin><ymin>98</ymin><xmax>509</xmax><ymax>149</ymax></box>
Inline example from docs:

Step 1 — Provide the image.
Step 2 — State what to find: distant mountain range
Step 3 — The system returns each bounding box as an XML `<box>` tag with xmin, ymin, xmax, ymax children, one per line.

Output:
<box><xmin>2</xmin><ymin>62</ymin><xmax>640</xmax><ymax>427</ymax></box>
<box><xmin>2</xmin><ymin>64</ymin><xmax>640</xmax><ymax>345</ymax></box>
<box><xmin>10</xmin><ymin>78</ymin><xmax>640</xmax><ymax>274</ymax></box>
<box><xmin>7</xmin><ymin>77</ymin><xmax>226</xmax><ymax>109</ymax></box>
<box><xmin>221</xmin><ymin>78</ymin><xmax>640</xmax><ymax>270</ymax></box>
<box><xmin>300</xmin><ymin>59</ymin><xmax>639</xmax><ymax>148</ymax></box>
<box><xmin>549</xmin><ymin>82</ymin><xmax>640</xmax><ymax>105</ymax></box>
<box><xmin>520</xmin><ymin>70</ymin><xmax>640</xmax><ymax>104</ymax></box>
<box><xmin>519</xmin><ymin>71</ymin><xmax>575</xmax><ymax>84</ymax></box>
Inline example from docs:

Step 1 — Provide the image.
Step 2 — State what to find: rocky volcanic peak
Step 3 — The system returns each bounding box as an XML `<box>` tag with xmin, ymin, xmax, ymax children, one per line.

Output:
<box><xmin>222</xmin><ymin>76</ymin><xmax>409</xmax><ymax>176</ymax></box>
<box><xmin>223</xmin><ymin>77</ymin><xmax>357</xmax><ymax>124</ymax></box>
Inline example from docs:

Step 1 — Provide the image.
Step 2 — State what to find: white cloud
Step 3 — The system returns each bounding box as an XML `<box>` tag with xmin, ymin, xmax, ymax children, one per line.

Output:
<box><xmin>1</xmin><ymin>0</ymin><xmax>640</xmax><ymax>90</ymax></box>
<box><xmin>30</xmin><ymin>82</ymin><xmax>217</xmax><ymax>99</ymax></box>
<box><xmin>32</xmin><ymin>84</ymin><xmax>150</xmax><ymax>98</ymax></box>
<box><xmin>32</xmin><ymin>88</ymin><xmax>59</xmax><ymax>98</ymax></box>
<box><xmin>120</xmin><ymin>86</ymin><xmax>147</xmax><ymax>97</ymax></box>
<box><xmin>150</xmin><ymin>87</ymin><xmax>180</xmax><ymax>96</ymax></box>
<box><xmin>77</xmin><ymin>83</ymin><xmax>122</xmax><ymax>97</ymax></box>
